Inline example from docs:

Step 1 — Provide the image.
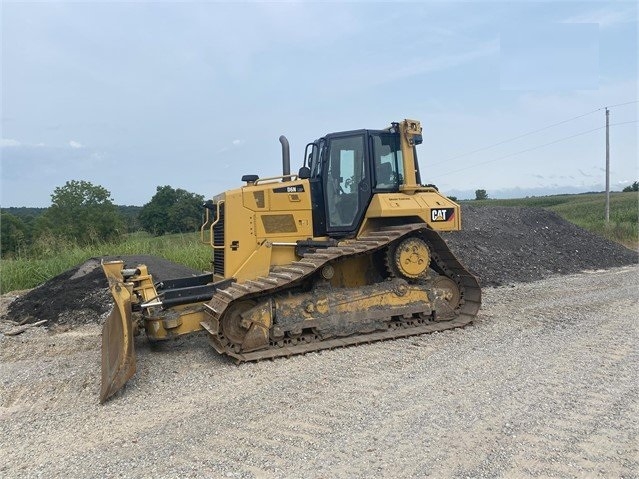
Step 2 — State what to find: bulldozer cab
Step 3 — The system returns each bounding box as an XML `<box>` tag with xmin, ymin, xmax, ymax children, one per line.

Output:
<box><xmin>308</xmin><ymin>128</ymin><xmax>409</xmax><ymax>237</ymax></box>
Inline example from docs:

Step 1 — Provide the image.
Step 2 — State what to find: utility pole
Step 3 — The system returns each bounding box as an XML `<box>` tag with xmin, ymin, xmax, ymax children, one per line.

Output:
<box><xmin>605</xmin><ymin>107</ymin><xmax>610</xmax><ymax>223</ymax></box>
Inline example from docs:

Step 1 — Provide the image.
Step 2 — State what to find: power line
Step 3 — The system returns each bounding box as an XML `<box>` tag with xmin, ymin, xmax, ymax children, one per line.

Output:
<box><xmin>430</xmin><ymin>108</ymin><xmax>602</xmax><ymax>166</ymax></box>
<box><xmin>610</xmin><ymin>120</ymin><xmax>638</xmax><ymax>127</ymax></box>
<box><xmin>431</xmin><ymin>100</ymin><xmax>637</xmax><ymax>167</ymax></box>
<box><xmin>605</xmin><ymin>100</ymin><xmax>639</xmax><ymax>109</ymax></box>
<box><xmin>431</xmin><ymin>120</ymin><xmax>638</xmax><ymax>179</ymax></box>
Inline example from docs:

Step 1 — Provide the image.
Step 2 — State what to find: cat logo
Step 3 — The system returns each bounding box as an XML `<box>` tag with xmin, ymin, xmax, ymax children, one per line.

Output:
<box><xmin>430</xmin><ymin>208</ymin><xmax>455</xmax><ymax>222</ymax></box>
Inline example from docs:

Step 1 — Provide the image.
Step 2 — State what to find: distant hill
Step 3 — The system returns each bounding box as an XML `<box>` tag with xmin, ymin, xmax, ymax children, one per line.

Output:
<box><xmin>117</xmin><ymin>205</ymin><xmax>143</xmax><ymax>231</ymax></box>
<box><xmin>1</xmin><ymin>207</ymin><xmax>47</xmax><ymax>218</ymax></box>
<box><xmin>2</xmin><ymin>205</ymin><xmax>143</xmax><ymax>232</ymax></box>
<box><xmin>2</xmin><ymin>205</ymin><xmax>141</xmax><ymax>218</ymax></box>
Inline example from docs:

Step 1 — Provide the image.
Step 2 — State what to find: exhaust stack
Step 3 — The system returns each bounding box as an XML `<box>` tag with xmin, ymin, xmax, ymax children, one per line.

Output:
<box><xmin>279</xmin><ymin>135</ymin><xmax>290</xmax><ymax>180</ymax></box>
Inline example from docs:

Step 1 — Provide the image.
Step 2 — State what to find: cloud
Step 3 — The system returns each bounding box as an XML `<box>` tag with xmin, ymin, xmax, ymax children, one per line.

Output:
<box><xmin>218</xmin><ymin>139</ymin><xmax>244</xmax><ymax>153</ymax></box>
<box><xmin>69</xmin><ymin>140</ymin><xmax>83</xmax><ymax>149</ymax></box>
<box><xmin>0</xmin><ymin>139</ymin><xmax>50</xmax><ymax>148</ymax></box>
<box><xmin>563</xmin><ymin>7</ymin><xmax>636</xmax><ymax>28</ymax></box>
<box><xmin>1</xmin><ymin>138</ymin><xmax>21</xmax><ymax>147</ymax></box>
<box><xmin>367</xmin><ymin>39</ymin><xmax>499</xmax><ymax>87</ymax></box>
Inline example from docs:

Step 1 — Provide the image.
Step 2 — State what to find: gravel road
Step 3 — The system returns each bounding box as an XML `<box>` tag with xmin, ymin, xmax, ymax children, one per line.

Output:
<box><xmin>1</xmin><ymin>266</ymin><xmax>638</xmax><ymax>478</ymax></box>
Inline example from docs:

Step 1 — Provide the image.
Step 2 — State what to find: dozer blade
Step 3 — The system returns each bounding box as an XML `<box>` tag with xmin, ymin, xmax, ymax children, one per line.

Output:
<box><xmin>100</xmin><ymin>278</ymin><xmax>136</xmax><ymax>403</ymax></box>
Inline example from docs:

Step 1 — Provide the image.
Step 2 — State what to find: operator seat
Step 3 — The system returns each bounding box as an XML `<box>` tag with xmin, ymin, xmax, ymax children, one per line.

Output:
<box><xmin>376</xmin><ymin>162</ymin><xmax>393</xmax><ymax>188</ymax></box>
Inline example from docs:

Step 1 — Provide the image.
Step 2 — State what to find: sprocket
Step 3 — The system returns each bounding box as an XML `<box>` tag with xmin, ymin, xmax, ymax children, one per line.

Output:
<box><xmin>386</xmin><ymin>236</ymin><xmax>431</xmax><ymax>280</ymax></box>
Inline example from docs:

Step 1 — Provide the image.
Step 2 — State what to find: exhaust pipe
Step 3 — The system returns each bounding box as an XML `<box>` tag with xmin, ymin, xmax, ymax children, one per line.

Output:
<box><xmin>279</xmin><ymin>135</ymin><xmax>290</xmax><ymax>180</ymax></box>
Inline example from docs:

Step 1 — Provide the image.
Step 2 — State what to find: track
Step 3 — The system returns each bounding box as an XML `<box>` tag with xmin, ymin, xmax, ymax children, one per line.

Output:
<box><xmin>201</xmin><ymin>224</ymin><xmax>481</xmax><ymax>361</ymax></box>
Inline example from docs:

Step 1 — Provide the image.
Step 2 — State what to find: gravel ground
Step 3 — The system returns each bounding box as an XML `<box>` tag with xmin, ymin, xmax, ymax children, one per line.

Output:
<box><xmin>1</xmin><ymin>265</ymin><xmax>637</xmax><ymax>478</ymax></box>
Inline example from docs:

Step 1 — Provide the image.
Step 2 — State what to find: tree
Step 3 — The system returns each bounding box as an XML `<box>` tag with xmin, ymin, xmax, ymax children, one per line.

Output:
<box><xmin>38</xmin><ymin>180</ymin><xmax>124</xmax><ymax>244</ymax></box>
<box><xmin>475</xmin><ymin>189</ymin><xmax>488</xmax><ymax>200</ymax></box>
<box><xmin>1</xmin><ymin>212</ymin><xmax>29</xmax><ymax>257</ymax></box>
<box><xmin>117</xmin><ymin>205</ymin><xmax>143</xmax><ymax>233</ymax></box>
<box><xmin>622</xmin><ymin>181</ymin><xmax>638</xmax><ymax>192</ymax></box>
<box><xmin>139</xmin><ymin>186</ymin><xmax>205</xmax><ymax>235</ymax></box>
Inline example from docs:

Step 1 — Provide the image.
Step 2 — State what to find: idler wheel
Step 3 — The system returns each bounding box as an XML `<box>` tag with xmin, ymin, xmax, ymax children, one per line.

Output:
<box><xmin>222</xmin><ymin>300</ymin><xmax>256</xmax><ymax>345</ymax></box>
<box><xmin>432</xmin><ymin>276</ymin><xmax>461</xmax><ymax>310</ymax></box>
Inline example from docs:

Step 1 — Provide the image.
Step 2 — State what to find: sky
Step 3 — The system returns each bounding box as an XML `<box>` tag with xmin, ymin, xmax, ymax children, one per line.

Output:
<box><xmin>1</xmin><ymin>0</ymin><xmax>637</xmax><ymax>207</ymax></box>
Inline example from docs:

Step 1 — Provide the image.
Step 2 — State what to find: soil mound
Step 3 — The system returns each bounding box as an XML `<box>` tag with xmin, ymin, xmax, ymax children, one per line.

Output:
<box><xmin>6</xmin><ymin>255</ymin><xmax>199</xmax><ymax>326</ymax></box>
<box><xmin>4</xmin><ymin>206</ymin><xmax>637</xmax><ymax>326</ymax></box>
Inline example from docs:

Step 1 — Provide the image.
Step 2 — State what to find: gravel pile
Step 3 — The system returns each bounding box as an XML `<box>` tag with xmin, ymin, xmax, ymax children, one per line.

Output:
<box><xmin>443</xmin><ymin>205</ymin><xmax>637</xmax><ymax>286</ymax></box>
<box><xmin>5</xmin><ymin>206</ymin><xmax>637</xmax><ymax>326</ymax></box>
<box><xmin>1</xmin><ymin>266</ymin><xmax>637</xmax><ymax>477</ymax></box>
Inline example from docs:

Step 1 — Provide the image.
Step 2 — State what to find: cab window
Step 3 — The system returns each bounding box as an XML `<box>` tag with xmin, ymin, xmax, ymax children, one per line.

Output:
<box><xmin>372</xmin><ymin>133</ymin><xmax>403</xmax><ymax>190</ymax></box>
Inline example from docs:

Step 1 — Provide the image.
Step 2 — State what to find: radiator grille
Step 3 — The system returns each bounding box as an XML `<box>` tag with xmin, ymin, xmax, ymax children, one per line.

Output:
<box><xmin>213</xmin><ymin>203</ymin><xmax>225</xmax><ymax>276</ymax></box>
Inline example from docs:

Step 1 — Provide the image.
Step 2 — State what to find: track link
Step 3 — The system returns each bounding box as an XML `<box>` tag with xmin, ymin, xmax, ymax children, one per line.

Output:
<box><xmin>201</xmin><ymin>224</ymin><xmax>481</xmax><ymax>361</ymax></box>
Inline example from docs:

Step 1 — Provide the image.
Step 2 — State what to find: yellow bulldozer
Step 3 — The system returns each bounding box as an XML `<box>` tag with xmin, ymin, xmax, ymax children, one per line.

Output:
<box><xmin>101</xmin><ymin>119</ymin><xmax>481</xmax><ymax>402</ymax></box>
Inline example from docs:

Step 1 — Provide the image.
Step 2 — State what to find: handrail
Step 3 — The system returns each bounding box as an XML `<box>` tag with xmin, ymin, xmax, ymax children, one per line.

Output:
<box><xmin>199</xmin><ymin>200</ymin><xmax>225</xmax><ymax>247</ymax></box>
<box><xmin>199</xmin><ymin>205</ymin><xmax>211</xmax><ymax>244</ymax></box>
<box><xmin>253</xmin><ymin>174</ymin><xmax>298</xmax><ymax>185</ymax></box>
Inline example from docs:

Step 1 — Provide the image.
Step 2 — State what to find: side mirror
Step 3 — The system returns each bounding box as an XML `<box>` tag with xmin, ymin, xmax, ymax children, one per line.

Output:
<box><xmin>298</xmin><ymin>166</ymin><xmax>311</xmax><ymax>179</ymax></box>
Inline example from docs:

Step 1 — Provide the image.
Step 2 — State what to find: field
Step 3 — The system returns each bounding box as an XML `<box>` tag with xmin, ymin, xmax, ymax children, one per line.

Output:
<box><xmin>1</xmin><ymin>191</ymin><xmax>637</xmax><ymax>294</ymax></box>
<box><xmin>0</xmin><ymin>232</ymin><xmax>211</xmax><ymax>294</ymax></box>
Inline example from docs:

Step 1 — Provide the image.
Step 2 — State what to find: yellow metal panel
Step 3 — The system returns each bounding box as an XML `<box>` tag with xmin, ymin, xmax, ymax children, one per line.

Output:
<box><xmin>266</xmin><ymin>180</ymin><xmax>312</xmax><ymax>211</ymax></box>
<box><xmin>398</xmin><ymin>119</ymin><xmax>422</xmax><ymax>190</ymax></box>
<box><xmin>232</xmin><ymin>241</ymin><xmax>273</xmax><ymax>282</ymax></box>
<box><xmin>329</xmin><ymin>255</ymin><xmax>373</xmax><ymax>288</ymax></box>
<box><xmin>225</xmin><ymin>181</ymin><xmax>315</xmax><ymax>279</ymax></box>
<box><xmin>362</xmin><ymin>192</ymin><xmax>461</xmax><ymax>232</ymax></box>
<box><xmin>224</xmin><ymin>188</ymin><xmax>261</xmax><ymax>279</ymax></box>
<box><xmin>239</xmin><ymin>179</ymin><xmax>313</xmax><ymax>239</ymax></box>
<box><xmin>269</xmin><ymin>245</ymin><xmax>300</xmax><ymax>268</ymax></box>
<box><xmin>242</xmin><ymin>185</ymin><xmax>270</xmax><ymax>210</ymax></box>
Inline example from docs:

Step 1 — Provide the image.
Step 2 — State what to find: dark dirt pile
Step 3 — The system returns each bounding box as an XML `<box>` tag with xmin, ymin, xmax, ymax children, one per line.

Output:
<box><xmin>442</xmin><ymin>205</ymin><xmax>638</xmax><ymax>287</ymax></box>
<box><xmin>6</xmin><ymin>255</ymin><xmax>198</xmax><ymax>326</ymax></box>
<box><xmin>4</xmin><ymin>206</ymin><xmax>637</xmax><ymax>326</ymax></box>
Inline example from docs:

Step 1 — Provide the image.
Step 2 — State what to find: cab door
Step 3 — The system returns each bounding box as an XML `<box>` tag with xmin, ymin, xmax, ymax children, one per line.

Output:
<box><xmin>323</xmin><ymin>133</ymin><xmax>372</xmax><ymax>236</ymax></box>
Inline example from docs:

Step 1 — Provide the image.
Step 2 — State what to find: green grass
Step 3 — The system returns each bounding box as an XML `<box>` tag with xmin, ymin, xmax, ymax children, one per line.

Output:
<box><xmin>465</xmin><ymin>191</ymin><xmax>639</xmax><ymax>249</ymax></box>
<box><xmin>0</xmin><ymin>231</ymin><xmax>212</xmax><ymax>294</ymax></box>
